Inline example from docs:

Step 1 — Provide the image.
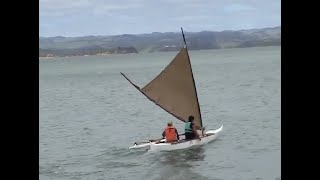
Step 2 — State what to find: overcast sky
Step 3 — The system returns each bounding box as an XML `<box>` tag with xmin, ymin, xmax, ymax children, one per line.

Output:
<box><xmin>40</xmin><ymin>0</ymin><xmax>281</xmax><ymax>37</ymax></box>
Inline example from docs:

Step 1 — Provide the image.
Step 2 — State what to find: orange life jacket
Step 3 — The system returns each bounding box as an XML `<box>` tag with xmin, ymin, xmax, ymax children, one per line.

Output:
<box><xmin>165</xmin><ymin>126</ymin><xmax>177</xmax><ymax>142</ymax></box>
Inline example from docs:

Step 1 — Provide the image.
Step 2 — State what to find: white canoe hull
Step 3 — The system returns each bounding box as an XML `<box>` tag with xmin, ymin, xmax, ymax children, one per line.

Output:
<box><xmin>149</xmin><ymin>125</ymin><xmax>223</xmax><ymax>151</ymax></box>
<box><xmin>129</xmin><ymin>142</ymin><xmax>151</xmax><ymax>149</ymax></box>
<box><xmin>129</xmin><ymin>125</ymin><xmax>223</xmax><ymax>150</ymax></box>
<box><xmin>129</xmin><ymin>135</ymin><xmax>185</xmax><ymax>150</ymax></box>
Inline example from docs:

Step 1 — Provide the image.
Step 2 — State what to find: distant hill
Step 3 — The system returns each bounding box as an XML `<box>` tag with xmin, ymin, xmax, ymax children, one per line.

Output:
<box><xmin>39</xmin><ymin>26</ymin><xmax>280</xmax><ymax>57</ymax></box>
<box><xmin>39</xmin><ymin>46</ymin><xmax>137</xmax><ymax>57</ymax></box>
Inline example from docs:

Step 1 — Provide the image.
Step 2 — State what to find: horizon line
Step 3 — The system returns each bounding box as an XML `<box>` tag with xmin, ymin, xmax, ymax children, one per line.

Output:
<box><xmin>39</xmin><ymin>25</ymin><xmax>281</xmax><ymax>38</ymax></box>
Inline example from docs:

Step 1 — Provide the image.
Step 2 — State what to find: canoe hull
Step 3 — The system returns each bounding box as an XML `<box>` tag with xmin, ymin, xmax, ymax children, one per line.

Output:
<box><xmin>129</xmin><ymin>134</ymin><xmax>184</xmax><ymax>150</ymax></box>
<box><xmin>129</xmin><ymin>125</ymin><xmax>223</xmax><ymax>151</ymax></box>
<box><xmin>149</xmin><ymin>125</ymin><xmax>223</xmax><ymax>151</ymax></box>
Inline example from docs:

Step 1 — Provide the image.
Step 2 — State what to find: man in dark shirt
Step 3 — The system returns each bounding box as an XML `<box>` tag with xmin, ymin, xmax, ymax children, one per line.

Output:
<box><xmin>185</xmin><ymin>116</ymin><xmax>202</xmax><ymax>141</ymax></box>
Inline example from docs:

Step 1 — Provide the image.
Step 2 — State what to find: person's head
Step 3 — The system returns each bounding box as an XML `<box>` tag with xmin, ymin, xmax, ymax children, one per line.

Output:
<box><xmin>188</xmin><ymin>116</ymin><xmax>194</xmax><ymax>122</ymax></box>
<box><xmin>167</xmin><ymin>122</ymin><xmax>173</xmax><ymax>127</ymax></box>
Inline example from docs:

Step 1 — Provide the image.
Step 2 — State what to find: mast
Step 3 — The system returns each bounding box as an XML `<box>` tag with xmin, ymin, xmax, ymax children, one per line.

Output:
<box><xmin>181</xmin><ymin>27</ymin><xmax>203</xmax><ymax>127</ymax></box>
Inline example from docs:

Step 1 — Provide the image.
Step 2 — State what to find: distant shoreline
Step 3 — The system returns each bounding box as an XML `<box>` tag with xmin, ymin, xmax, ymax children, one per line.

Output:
<box><xmin>39</xmin><ymin>45</ymin><xmax>281</xmax><ymax>59</ymax></box>
<box><xmin>40</xmin><ymin>26</ymin><xmax>280</xmax><ymax>58</ymax></box>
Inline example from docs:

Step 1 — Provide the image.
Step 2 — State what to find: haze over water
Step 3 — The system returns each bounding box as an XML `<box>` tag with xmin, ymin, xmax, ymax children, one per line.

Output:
<box><xmin>40</xmin><ymin>46</ymin><xmax>281</xmax><ymax>180</ymax></box>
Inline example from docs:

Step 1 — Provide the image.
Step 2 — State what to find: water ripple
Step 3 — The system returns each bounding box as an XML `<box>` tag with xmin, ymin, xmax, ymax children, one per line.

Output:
<box><xmin>40</xmin><ymin>47</ymin><xmax>281</xmax><ymax>180</ymax></box>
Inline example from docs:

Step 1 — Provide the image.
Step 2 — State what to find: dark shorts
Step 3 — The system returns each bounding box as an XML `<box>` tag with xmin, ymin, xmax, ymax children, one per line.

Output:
<box><xmin>185</xmin><ymin>132</ymin><xmax>196</xmax><ymax>140</ymax></box>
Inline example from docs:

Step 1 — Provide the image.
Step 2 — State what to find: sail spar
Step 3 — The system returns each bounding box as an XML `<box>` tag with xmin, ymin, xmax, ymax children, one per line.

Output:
<box><xmin>121</xmin><ymin>28</ymin><xmax>203</xmax><ymax>127</ymax></box>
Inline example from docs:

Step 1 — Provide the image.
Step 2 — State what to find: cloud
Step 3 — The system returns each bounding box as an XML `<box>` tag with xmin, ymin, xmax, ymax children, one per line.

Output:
<box><xmin>169</xmin><ymin>15</ymin><xmax>209</xmax><ymax>22</ymax></box>
<box><xmin>40</xmin><ymin>0</ymin><xmax>145</xmax><ymax>16</ymax></box>
<box><xmin>224</xmin><ymin>4</ymin><xmax>256</xmax><ymax>13</ymax></box>
<box><xmin>40</xmin><ymin>0</ymin><xmax>90</xmax><ymax>11</ymax></box>
<box><xmin>92</xmin><ymin>4</ymin><xmax>144</xmax><ymax>15</ymax></box>
<box><xmin>39</xmin><ymin>0</ymin><xmax>281</xmax><ymax>37</ymax></box>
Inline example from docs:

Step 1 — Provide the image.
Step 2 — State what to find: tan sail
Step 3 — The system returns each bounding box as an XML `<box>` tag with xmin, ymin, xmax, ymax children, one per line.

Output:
<box><xmin>141</xmin><ymin>47</ymin><xmax>202</xmax><ymax>127</ymax></box>
<box><xmin>121</xmin><ymin>47</ymin><xmax>202</xmax><ymax>127</ymax></box>
<box><xmin>121</xmin><ymin>28</ymin><xmax>203</xmax><ymax>127</ymax></box>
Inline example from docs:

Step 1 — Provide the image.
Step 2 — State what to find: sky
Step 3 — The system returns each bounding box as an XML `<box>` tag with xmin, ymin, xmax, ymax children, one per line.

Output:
<box><xmin>39</xmin><ymin>0</ymin><xmax>281</xmax><ymax>37</ymax></box>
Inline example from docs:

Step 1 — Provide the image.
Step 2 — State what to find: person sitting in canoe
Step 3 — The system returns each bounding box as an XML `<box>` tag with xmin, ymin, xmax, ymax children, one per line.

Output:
<box><xmin>161</xmin><ymin>122</ymin><xmax>180</xmax><ymax>143</ymax></box>
<box><xmin>185</xmin><ymin>116</ymin><xmax>202</xmax><ymax>141</ymax></box>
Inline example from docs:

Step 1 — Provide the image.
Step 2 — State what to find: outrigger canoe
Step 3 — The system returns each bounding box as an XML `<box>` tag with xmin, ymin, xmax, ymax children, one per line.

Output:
<box><xmin>129</xmin><ymin>125</ymin><xmax>223</xmax><ymax>151</ymax></box>
<box><xmin>122</xmin><ymin>28</ymin><xmax>223</xmax><ymax>151</ymax></box>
